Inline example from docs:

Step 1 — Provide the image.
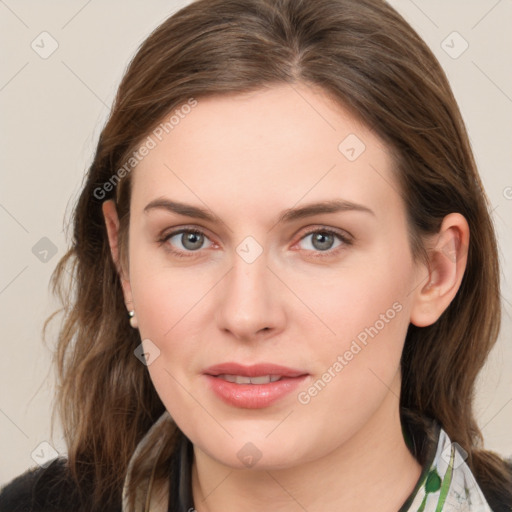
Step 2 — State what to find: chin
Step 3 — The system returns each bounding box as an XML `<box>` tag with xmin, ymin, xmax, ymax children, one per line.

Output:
<box><xmin>194</xmin><ymin>433</ymin><xmax>312</xmax><ymax>471</ymax></box>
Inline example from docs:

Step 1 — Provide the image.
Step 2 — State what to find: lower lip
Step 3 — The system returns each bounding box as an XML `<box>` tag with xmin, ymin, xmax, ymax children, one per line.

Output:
<box><xmin>204</xmin><ymin>375</ymin><xmax>308</xmax><ymax>409</ymax></box>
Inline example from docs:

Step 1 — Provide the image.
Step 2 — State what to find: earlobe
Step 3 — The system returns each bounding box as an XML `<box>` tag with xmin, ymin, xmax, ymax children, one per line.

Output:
<box><xmin>410</xmin><ymin>213</ymin><xmax>469</xmax><ymax>328</ymax></box>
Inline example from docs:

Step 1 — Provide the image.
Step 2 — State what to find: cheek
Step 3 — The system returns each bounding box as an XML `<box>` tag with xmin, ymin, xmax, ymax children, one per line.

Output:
<box><xmin>128</xmin><ymin>260</ymin><xmax>210</xmax><ymax>426</ymax></box>
<box><xmin>294</xmin><ymin>246</ymin><xmax>414</xmax><ymax>355</ymax></box>
<box><xmin>291</xmin><ymin>276</ymin><xmax>411</xmax><ymax>449</ymax></box>
<box><xmin>290</xmin><ymin>249</ymin><xmax>415</xmax><ymax>426</ymax></box>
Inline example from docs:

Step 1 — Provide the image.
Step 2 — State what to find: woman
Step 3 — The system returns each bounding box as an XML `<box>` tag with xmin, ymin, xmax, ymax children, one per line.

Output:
<box><xmin>1</xmin><ymin>0</ymin><xmax>511</xmax><ymax>510</ymax></box>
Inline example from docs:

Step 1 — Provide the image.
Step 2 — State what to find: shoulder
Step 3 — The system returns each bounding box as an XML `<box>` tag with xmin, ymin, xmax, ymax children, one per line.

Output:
<box><xmin>0</xmin><ymin>458</ymin><xmax>105</xmax><ymax>512</ymax></box>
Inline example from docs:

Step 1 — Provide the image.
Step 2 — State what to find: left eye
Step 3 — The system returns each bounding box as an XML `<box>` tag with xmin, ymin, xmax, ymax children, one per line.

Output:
<box><xmin>298</xmin><ymin>230</ymin><xmax>345</xmax><ymax>252</ymax></box>
<box><xmin>166</xmin><ymin>230</ymin><xmax>213</xmax><ymax>252</ymax></box>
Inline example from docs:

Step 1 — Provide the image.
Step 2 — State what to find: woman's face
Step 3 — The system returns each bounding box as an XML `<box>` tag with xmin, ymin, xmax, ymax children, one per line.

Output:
<box><xmin>124</xmin><ymin>84</ymin><xmax>425</xmax><ymax>469</ymax></box>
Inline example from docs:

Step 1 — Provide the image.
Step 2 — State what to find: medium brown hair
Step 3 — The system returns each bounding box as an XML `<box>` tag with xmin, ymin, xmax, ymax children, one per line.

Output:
<box><xmin>47</xmin><ymin>0</ymin><xmax>511</xmax><ymax>508</ymax></box>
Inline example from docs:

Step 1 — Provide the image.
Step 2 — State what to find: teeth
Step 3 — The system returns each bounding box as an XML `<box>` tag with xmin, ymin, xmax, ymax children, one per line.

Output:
<box><xmin>217</xmin><ymin>374</ymin><xmax>282</xmax><ymax>384</ymax></box>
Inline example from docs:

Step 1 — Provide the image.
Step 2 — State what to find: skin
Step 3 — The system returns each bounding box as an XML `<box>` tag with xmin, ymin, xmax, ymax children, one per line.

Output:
<box><xmin>103</xmin><ymin>83</ymin><xmax>469</xmax><ymax>511</ymax></box>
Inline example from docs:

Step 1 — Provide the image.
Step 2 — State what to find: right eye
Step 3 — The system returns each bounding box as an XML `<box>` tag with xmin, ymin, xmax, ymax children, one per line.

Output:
<box><xmin>161</xmin><ymin>228</ymin><xmax>214</xmax><ymax>257</ymax></box>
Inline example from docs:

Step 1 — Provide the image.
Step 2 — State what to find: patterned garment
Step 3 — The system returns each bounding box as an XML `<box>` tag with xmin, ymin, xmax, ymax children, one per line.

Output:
<box><xmin>402</xmin><ymin>428</ymin><xmax>492</xmax><ymax>511</ymax></box>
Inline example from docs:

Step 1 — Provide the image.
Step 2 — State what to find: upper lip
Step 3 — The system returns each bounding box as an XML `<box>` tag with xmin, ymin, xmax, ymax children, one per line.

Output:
<box><xmin>203</xmin><ymin>362</ymin><xmax>308</xmax><ymax>378</ymax></box>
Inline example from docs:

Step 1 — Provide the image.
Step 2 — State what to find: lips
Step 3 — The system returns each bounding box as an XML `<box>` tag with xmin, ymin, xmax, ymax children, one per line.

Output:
<box><xmin>203</xmin><ymin>362</ymin><xmax>309</xmax><ymax>409</ymax></box>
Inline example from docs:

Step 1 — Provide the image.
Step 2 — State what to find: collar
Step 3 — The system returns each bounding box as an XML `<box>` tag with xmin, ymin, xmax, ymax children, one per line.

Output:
<box><xmin>400</xmin><ymin>425</ymin><xmax>493</xmax><ymax>511</ymax></box>
<box><xmin>122</xmin><ymin>411</ymin><xmax>493</xmax><ymax>512</ymax></box>
<box><xmin>122</xmin><ymin>410</ymin><xmax>176</xmax><ymax>512</ymax></box>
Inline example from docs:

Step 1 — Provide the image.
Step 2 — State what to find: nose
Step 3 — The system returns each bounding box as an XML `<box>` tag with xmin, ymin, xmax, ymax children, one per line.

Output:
<box><xmin>216</xmin><ymin>248</ymin><xmax>286</xmax><ymax>342</ymax></box>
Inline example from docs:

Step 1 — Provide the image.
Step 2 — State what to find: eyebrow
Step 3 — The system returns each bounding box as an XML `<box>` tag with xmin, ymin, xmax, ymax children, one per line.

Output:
<box><xmin>143</xmin><ymin>198</ymin><xmax>375</xmax><ymax>224</ymax></box>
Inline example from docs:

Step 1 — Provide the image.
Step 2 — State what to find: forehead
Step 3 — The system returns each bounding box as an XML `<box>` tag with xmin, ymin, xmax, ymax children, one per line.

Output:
<box><xmin>130</xmin><ymin>84</ymin><xmax>398</xmax><ymax>220</ymax></box>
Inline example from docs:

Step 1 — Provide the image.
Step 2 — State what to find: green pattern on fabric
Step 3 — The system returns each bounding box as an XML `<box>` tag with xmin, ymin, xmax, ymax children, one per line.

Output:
<box><xmin>403</xmin><ymin>428</ymin><xmax>493</xmax><ymax>511</ymax></box>
<box><xmin>435</xmin><ymin>446</ymin><xmax>454</xmax><ymax>511</ymax></box>
<box><xmin>418</xmin><ymin>469</ymin><xmax>442</xmax><ymax>511</ymax></box>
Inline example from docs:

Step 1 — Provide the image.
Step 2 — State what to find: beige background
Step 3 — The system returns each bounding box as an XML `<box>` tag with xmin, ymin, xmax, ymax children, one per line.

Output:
<box><xmin>1</xmin><ymin>0</ymin><xmax>511</xmax><ymax>483</ymax></box>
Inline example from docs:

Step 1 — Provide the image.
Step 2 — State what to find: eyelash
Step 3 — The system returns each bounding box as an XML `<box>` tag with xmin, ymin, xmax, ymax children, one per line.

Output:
<box><xmin>158</xmin><ymin>227</ymin><xmax>352</xmax><ymax>260</ymax></box>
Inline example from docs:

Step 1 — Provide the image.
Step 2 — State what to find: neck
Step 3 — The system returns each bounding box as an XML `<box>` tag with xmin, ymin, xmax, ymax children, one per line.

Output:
<box><xmin>191</xmin><ymin>378</ymin><xmax>422</xmax><ymax>512</ymax></box>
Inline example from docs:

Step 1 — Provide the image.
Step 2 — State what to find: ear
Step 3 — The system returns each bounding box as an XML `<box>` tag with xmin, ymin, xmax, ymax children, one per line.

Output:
<box><xmin>410</xmin><ymin>213</ymin><xmax>469</xmax><ymax>327</ymax></box>
<box><xmin>102</xmin><ymin>200</ymin><xmax>134</xmax><ymax>312</ymax></box>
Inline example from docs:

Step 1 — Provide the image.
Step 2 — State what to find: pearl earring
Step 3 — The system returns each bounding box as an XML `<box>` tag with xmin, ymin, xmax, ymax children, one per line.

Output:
<box><xmin>128</xmin><ymin>310</ymin><xmax>138</xmax><ymax>329</ymax></box>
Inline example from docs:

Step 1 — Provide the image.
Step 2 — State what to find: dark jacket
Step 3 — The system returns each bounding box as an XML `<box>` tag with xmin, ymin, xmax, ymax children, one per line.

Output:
<box><xmin>0</xmin><ymin>458</ymin><xmax>118</xmax><ymax>512</ymax></box>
